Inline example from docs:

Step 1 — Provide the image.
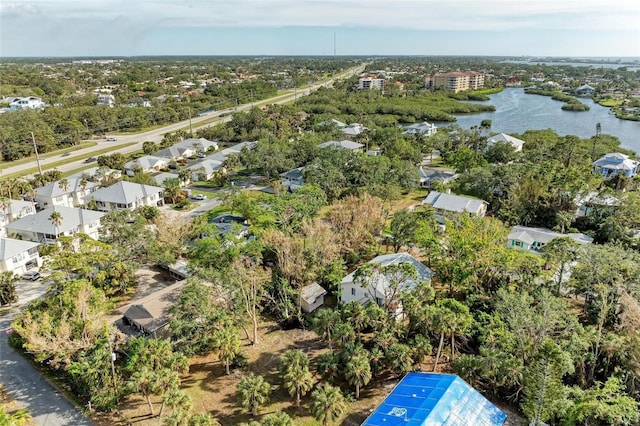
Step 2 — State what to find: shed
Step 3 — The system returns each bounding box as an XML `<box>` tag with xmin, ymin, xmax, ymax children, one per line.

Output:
<box><xmin>362</xmin><ymin>372</ymin><xmax>506</xmax><ymax>426</ymax></box>
<box><xmin>300</xmin><ymin>283</ymin><xmax>327</xmax><ymax>313</ymax></box>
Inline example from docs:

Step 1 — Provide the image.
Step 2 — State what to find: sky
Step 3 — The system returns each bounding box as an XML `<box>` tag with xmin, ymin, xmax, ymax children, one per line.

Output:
<box><xmin>1</xmin><ymin>0</ymin><xmax>639</xmax><ymax>57</ymax></box>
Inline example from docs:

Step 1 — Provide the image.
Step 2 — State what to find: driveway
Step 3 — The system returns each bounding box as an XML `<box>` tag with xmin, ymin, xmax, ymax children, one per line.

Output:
<box><xmin>0</xmin><ymin>279</ymin><xmax>94</xmax><ymax>426</ymax></box>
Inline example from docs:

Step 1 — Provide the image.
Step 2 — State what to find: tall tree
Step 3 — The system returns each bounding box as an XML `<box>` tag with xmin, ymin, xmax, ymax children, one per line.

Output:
<box><xmin>309</xmin><ymin>384</ymin><xmax>346</xmax><ymax>426</ymax></box>
<box><xmin>49</xmin><ymin>210</ymin><xmax>63</xmax><ymax>237</ymax></box>
<box><xmin>0</xmin><ymin>271</ymin><xmax>19</xmax><ymax>306</ymax></box>
<box><xmin>344</xmin><ymin>353</ymin><xmax>372</xmax><ymax>399</ymax></box>
<box><xmin>211</xmin><ymin>327</ymin><xmax>241</xmax><ymax>375</ymax></box>
<box><xmin>236</xmin><ymin>373</ymin><xmax>271</xmax><ymax>416</ymax></box>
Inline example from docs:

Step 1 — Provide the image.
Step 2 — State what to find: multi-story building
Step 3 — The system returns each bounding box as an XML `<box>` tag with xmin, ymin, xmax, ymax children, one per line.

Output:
<box><xmin>429</xmin><ymin>71</ymin><xmax>485</xmax><ymax>93</ymax></box>
<box><xmin>359</xmin><ymin>76</ymin><xmax>385</xmax><ymax>91</ymax></box>
<box><xmin>8</xmin><ymin>97</ymin><xmax>45</xmax><ymax>110</ymax></box>
<box><xmin>97</xmin><ymin>94</ymin><xmax>116</xmax><ymax>107</ymax></box>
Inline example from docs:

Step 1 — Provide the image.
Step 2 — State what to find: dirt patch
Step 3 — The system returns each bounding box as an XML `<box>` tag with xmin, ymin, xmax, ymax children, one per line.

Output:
<box><xmin>0</xmin><ymin>385</ymin><xmax>36</xmax><ymax>425</ymax></box>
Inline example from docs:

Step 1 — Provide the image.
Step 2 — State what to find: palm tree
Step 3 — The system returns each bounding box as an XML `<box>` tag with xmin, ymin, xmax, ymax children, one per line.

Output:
<box><xmin>282</xmin><ymin>365</ymin><xmax>314</xmax><ymax>407</ymax></box>
<box><xmin>345</xmin><ymin>354</ymin><xmax>372</xmax><ymax>399</ymax></box>
<box><xmin>58</xmin><ymin>178</ymin><xmax>70</xmax><ymax>194</ymax></box>
<box><xmin>430</xmin><ymin>299</ymin><xmax>472</xmax><ymax>371</ymax></box>
<box><xmin>236</xmin><ymin>373</ymin><xmax>271</xmax><ymax>416</ymax></box>
<box><xmin>154</xmin><ymin>370</ymin><xmax>180</xmax><ymax>417</ymax></box>
<box><xmin>309</xmin><ymin>384</ymin><xmax>346</xmax><ymax>426</ymax></box>
<box><xmin>188</xmin><ymin>413</ymin><xmax>218</xmax><ymax>426</ymax></box>
<box><xmin>312</xmin><ymin>309</ymin><xmax>341</xmax><ymax>349</ymax></box>
<box><xmin>279</xmin><ymin>349</ymin><xmax>309</xmax><ymax>373</ymax></box>
<box><xmin>0</xmin><ymin>197</ymin><xmax>11</xmax><ymax>223</ymax></box>
<box><xmin>162</xmin><ymin>388</ymin><xmax>192</xmax><ymax>417</ymax></box>
<box><xmin>128</xmin><ymin>367</ymin><xmax>157</xmax><ymax>415</ymax></box>
<box><xmin>211</xmin><ymin>327</ymin><xmax>240</xmax><ymax>375</ymax></box>
<box><xmin>261</xmin><ymin>411</ymin><xmax>293</xmax><ymax>426</ymax></box>
<box><xmin>48</xmin><ymin>210</ymin><xmax>63</xmax><ymax>238</ymax></box>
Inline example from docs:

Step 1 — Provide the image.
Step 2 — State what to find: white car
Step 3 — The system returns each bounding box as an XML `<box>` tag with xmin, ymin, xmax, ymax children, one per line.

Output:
<box><xmin>106</xmin><ymin>136</ymin><xmax>117</xmax><ymax>142</ymax></box>
<box><xmin>191</xmin><ymin>194</ymin><xmax>206</xmax><ymax>201</ymax></box>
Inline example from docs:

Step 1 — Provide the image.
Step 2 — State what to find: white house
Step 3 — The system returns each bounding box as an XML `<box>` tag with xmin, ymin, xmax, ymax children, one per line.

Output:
<box><xmin>9</xmin><ymin>97</ymin><xmax>45</xmax><ymax>110</ymax></box>
<box><xmin>6</xmin><ymin>206</ymin><xmax>105</xmax><ymax>244</ymax></box>
<box><xmin>280</xmin><ymin>167</ymin><xmax>304</xmax><ymax>190</ymax></box>
<box><xmin>487</xmin><ymin>133</ymin><xmax>525</xmax><ymax>152</ymax></box>
<box><xmin>175</xmin><ymin>138</ymin><xmax>218</xmax><ymax>153</ymax></box>
<box><xmin>318</xmin><ymin>140</ymin><xmax>365</xmax><ymax>152</ymax></box>
<box><xmin>340</xmin><ymin>253</ymin><xmax>433</xmax><ymax>308</ymax></box>
<box><xmin>97</xmin><ymin>94</ymin><xmax>115</xmax><ymax>107</ymax></box>
<box><xmin>575</xmin><ymin>84</ymin><xmax>596</xmax><ymax>96</ymax></box>
<box><xmin>151</xmin><ymin>172</ymin><xmax>182</xmax><ymax>187</ymax></box>
<box><xmin>34</xmin><ymin>178</ymin><xmax>98</xmax><ymax>209</ymax></box>
<box><xmin>592</xmin><ymin>153</ymin><xmax>639</xmax><ymax>178</ymax></box>
<box><xmin>66</xmin><ymin>167</ymin><xmax>122</xmax><ymax>184</ymax></box>
<box><xmin>422</xmin><ymin>191</ymin><xmax>488</xmax><ymax>222</ymax></box>
<box><xmin>341</xmin><ymin>123</ymin><xmax>366</xmax><ymax>139</ymax></box>
<box><xmin>300</xmin><ymin>283</ymin><xmax>327</xmax><ymax>313</ymax></box>
<box><xmin>124</xmin><ymin>156</ymin><xmax>169</xmax><ymax>176</ymax></box>
<box><xmin>403</xmin><ymin>122</ymin><xmax>438</xmax><ymax>138</ymax></box>
<box><xmin>418</xmin><ymin>168</ymin><xmax>457</xmax><ymax>189</ymax></box>
<box><xmin>0</xmin><ymin>200</ymin><xmax>37</xmax><ymax>237</ymax></box>
<box><xmin>86</xmin><ymin>181</ymin><xmax>164</xmax><ymax>212</ymax></box>
<box><xmin>188</xmin><ymin>159</ymin><xmax>224</xmax><ymax>181</ymax></box>
<box><xmin>507</xmin><ymin>226</ymin><xmax>593</xmax><ymax>253</ymax></box>
<box><xmin>153</xmin><ymin>145</ymin><xmax>195</xmax><ymax>161</ymax></box>
<box><xmin>0</xmin><ymin>238</ymin><xmax>41</xmax><ymax>275</ymax></box>
<box><xmin>574</xmin><ymin>191</ymin><xmax>619</xmax><ymax>217</ymax></box>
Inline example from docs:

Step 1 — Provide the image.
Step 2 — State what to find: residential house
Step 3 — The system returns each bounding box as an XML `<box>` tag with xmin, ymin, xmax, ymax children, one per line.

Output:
<box><xmin>418</xmin><ymin>167</ymin><xmax>457</xmax><ymax>189</ymax></box>
<box><xmin>592</xmin><ymin>153</ymin><xmax>639</xmax><ymax>178</ymax></box>
<box><xmin>210</xmin><ymin>214</ymin><xmax>249</xmax><ymax>238</ymax></box>
<box><xmin>175</xmin><ymin>138</ymin><xmax>219</xmax><ymax>153</ymax></box>
<box><xmin>300</xmin><ymin>283</ymin><xmax>327</xmax><ymax>313</ymax></box>
<box><xmin>151</xmin><ymin>172</ymin><xmax>182</xmax><ymax>187</ymax></box>
<box><xmin>318</xmin><ymin>118</ymin><xmax>347</xmax><ymax>129</ymax></box>
<box><xmin>403</xmin><ymin>122</ymin><xmax>438</xmax><ymax>137</ymax></box>
<box><xmin>153</xmin><ymin>145</ymin><xmax>195</xmax><ymax>161</ymax></box>
<box><xmin>116</xmin><ymin>281</ymin><xmax>185</xmax><ymax>337</ymax></box>
<box><xmin>124</xmin><ymin>155</ymin><xmax>168</xmax><ymax>176</ymax></box>
<box><xmin>6</xmin><ymin>206</ymin><xmax>104</xmax><ymax>243</ymax></box>
<box><xmin>318</xmin><ymin>140</ymin><xmax>365</xmax><ymax>152</ymax></box>
<box><xmin>575</xmin><ymin>84</ymin><xmax>596</xmax><ymax>96</ymax></box>
<box><xmin>188</xmin><ymin>159</ymin><xmax>224</xmax><ymax>181</ymax></box>
<box><xmin>0</xmin><ymin>238</ymin><xmax>41</xmax><ymax>275</ymax></box>
<box><xmin>340</xmin><ymin>253</ymin><xmax>433</xmax><ymax>309</ymax></box>
<box><xmin>87</xmin><ymin>181</ymin><xmax>164</xmax><ymax>212</ymax></box>
<box><xmin>8</xmin><ymin>96</ymin><xmax>45</xmax><ymax>110</ymax></box>
<box><xmin>422</xmin><ymin>191</ymin><xmax>488</xmax><ymax>223</ymax></box>
<box><xmin>34</xmin><ymin>178</ymin><xmax>98</xmax><ymax>209</ymax></box>
<box><xmin>340</xmin><ymin>123</ymin><xmax>366</xmax><ymax>139</ymax></box>
<box><xmin>0</xmin><ymin>200</ymin><xmax>37</xmax><ymax>237</ymax></box>
<box><xmin>280</xmin><ymin>167</ymin><xmax>304</xmax><ymax>190</ymax></box>
<box><xmin>487</xmin><ymin>133</ymin><xmax>525</xmax><ymax>152</ymax></box>
<box><xmin>363</xmin><ymin>372</ymin><xmax>506</xmax><ymax>426</ymax></box>
<box><xmin>574</xmin><ymin>191</ymin><xmax>619</xmax><ymax>217</ymax></box>
<box><xmin>66</xmin><ymin>167</ymin><xmax>122</xmax><ymax>183</ymax></box>
<box><xmin>507</xmin><ymin>225</ymin><xmax>593</xmax><ymax>253</ymax></box>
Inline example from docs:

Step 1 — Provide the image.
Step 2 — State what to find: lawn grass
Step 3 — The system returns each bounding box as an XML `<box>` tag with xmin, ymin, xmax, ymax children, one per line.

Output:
<box><xmin>597</xmin><ymin>98</ymin><xmax>624</xmax><ymax>107</ymax></box>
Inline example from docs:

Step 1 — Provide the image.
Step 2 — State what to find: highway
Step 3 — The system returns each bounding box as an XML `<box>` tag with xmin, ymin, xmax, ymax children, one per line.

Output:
<box><xmin>1</xmin><ymin>64</ymin><xmax>366</xmax><ymax>179</ymax></box>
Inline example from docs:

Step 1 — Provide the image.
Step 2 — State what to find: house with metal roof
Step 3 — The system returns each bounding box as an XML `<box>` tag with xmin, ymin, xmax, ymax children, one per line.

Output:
<box><xmin>508</xmin><ymin>225</ymin><xmax>593</xmax><ymax>253</ymax></box>
<box><xmin>280</xmin><ymin>167</ymin><xmax>304</xmax><ymax>190</ymax></box>
<box><xmin>0</xmin><ymin>238</ymin><xmax>41</xmax><ymax>275</ymax></box>
<box><xmin>487</xmin><ymin>133</ymin><xmax>525</xmax><ymax>152</ymax></box>
<box><xmin>340</xmin><ymin>253</ymin><xmax>433</xmax><ymax>308</ymax></box>
<box><xmin>403</xmin><ymin>122</ymin><xmax>438</xmax><ymax>138</ymax></box>
<box><xmin>153</xmin><ymin>145</ymin><xmax>195</xmax><ymax>161</ymax></box>
<box><xmin>363</xmin><ymin>372</ymin><xmax>506</xmax><ymax>426</ymax></box>
<box><xmin>422</xmin><ymin>191</ymin><xmax>488</xmax><ymax>223</ymax></box>
<box><xmin>34</xmin><ymin>178</ymin><xmax>98</xmax><ymax>209</ymax></box>
<box><xmin>300</xmin><ymin>282</ymin><xmax>327</xmax><ymax>313</ymax></box>
<box><xmin>188</xmin><ymin>158</ymin><xmax>224</xmax><ymax>181</ymax></box>
<box><xmin>318</xmin><ymin>140</ymin><xmax>365</xmax><ymax>152</ymax></box>
<box><xmin>418</xmin><ymin>167</ymin><xmax>457</xmax><ymax>189</ymax></box>
<box><xmin>151</xmin><ymin>172</ymin><xmax>182</xmax><ymax>187</ymax></box>
<box><xmin>6</xmin><ymin>206</ymin><xmax>104</xmax><ymax>244</ymax></box>
<box><xmin>0</xmin><ymin>200</ymin><xmax>36</xmax><ymax>237</ymax></box>
<box><xmin>174</xmin><ymin>138</ymin><xmax>218</xmax><ymax>153</ymax></box>
<box><xmin>86</xmin><ymin>181</ymin><xmax>164</xmax><ymax>212</ymax></box>
<box><xmin>341</xmin><ymin>123</ymin><xmax>366</xmax><ymax>139</ymax></box>
<box><xmin>592</xmin><ymin>153</ymin><xmax>639</xmax><ymax>178</ymax></box>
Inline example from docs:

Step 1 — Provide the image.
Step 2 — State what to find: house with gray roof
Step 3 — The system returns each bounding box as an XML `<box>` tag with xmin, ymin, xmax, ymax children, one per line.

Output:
<box><xmin>341</xmin><ymin>123</ymin><xmax>366</xmax><ymax>139</ymax></box>
<box><xmin>508</xmin><ymin>225</ymin><xmax>593</xmax><ymax>253</ymax></box>
<box><xmin>124</xmin><ymin>155</ymin><xmax>168</xmax><ymax>176</ymax></box>
<box><xmin>403</xmin><ymin>122</ymin><xmax>438</xmax><ymax>137</ymax></box>
<box><xmin>0</xmin><ymin>238</ymin><xmax>41</xmax><ymax>275</ymax></box>
<box><xmin>151</xmin><ymin>172</ymin><xmax>182</xmax><ymax>187</ymax></box>
<box><xmin>34</xmin><ymin>178</ymin><xmax>98</xmax><ymax>209</ymax></box>
<box><xmin>87</xmin><ymin>181</ymin><xmax>164</xmax><ymax>212</ymax></box>
<box><xmin>67</xmin><ymin>167</ymin><xmax>122</xmax><ymax>183</ymax></box>
<box><xmin>575</xmin><ymin>84</ymin><xmax>596</xmax><ymax>96</ymax></box>
<box><xmin>487</xmin><ymin>133</ymin><xmax>525</xmax><ymax>152</ymax></box>
<box><xmin>6</xmin><ymin>206</ymin><xmax>104</xmax><ymax>244</ymax></box>
<box><xmin>592</xmin><ymin>153</ymin><xmax>639</xmax><ymax>179</ymax></box>
<box><xmin>340</xmin><ymin>252</ymin><xmax>433</xmax><ymax>310</ymax></box>
<box><xmin>280</xmin><ymin>167</ymin><xmax>304</xmax><ymax>190</ymax></box>
<box><xmin>153</xmin><ymin>145</ymin><xmax>195</xmax><ymax>161</ymax></box>
<box><xmin>418</xmin><ymin>167</ymin><xmax>457</xmax><ymax>189</ymax></box>
<box><xmin>422</xmin><ymin>191</ymin><xmax>488</xmax><ymax>223</ymax></box>
<box><xmin>175</xmin><ymin>138</ymin><xmax>218</xmax><ymax>153</ymax></box>
<box><xmin>300</xmin><ymin>282</ymin><xmax>327</xmax><ymax>313</ymax></box>
<box><xmin>318</xmin><ymin>140</ymin><xmax>365</xmax><ymax>152</ymax></box>
<box><xmin>188</xmin><ymin>158</ymin><xmax>224</xmax><ymax>181</ymax></box>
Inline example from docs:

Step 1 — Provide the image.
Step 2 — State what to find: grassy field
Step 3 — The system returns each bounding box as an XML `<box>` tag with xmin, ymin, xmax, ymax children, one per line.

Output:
<box><xmin>0</xmin><ymin>142</ymin><xmax>98</xmax><ymax>172</ymax></box>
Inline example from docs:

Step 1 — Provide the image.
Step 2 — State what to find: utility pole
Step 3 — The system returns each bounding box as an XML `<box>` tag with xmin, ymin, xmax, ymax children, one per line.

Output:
<box><xmin>30</xmin><ymin>132</ymin><xmax>43</xmax><ymax>176</ymax></box>
<box><xmin>250</xmin><ymin>89</ymin><xmax>254</xmax><ymax>108</ymax></box>
<box><xmin>107</xmin><ymin>337</ymin><xmax>119</xmax><ymax>403</ymax></box>
<box><xmin>188</xmin><ymin>107</ymin><xmax>193</xmax><ymax>137</ymax></box>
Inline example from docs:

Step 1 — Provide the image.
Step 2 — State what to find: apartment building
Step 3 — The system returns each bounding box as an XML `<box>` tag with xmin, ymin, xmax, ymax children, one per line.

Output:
<box><xmin>359</xmin><ymin>76</ymin><xmax>385</xmax><ymax>91</ymax></box>
<box><xmin>429</xmin><ymin>71</ymin><xmax>485</xmax><ymax>93</ymax></box>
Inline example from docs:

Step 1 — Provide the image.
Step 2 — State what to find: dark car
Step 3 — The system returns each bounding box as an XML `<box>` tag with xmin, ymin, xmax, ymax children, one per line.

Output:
<box><xmin>84</xmin><ymin>157</ymin><xmax>97</xmax><ymax>163</ymax></box>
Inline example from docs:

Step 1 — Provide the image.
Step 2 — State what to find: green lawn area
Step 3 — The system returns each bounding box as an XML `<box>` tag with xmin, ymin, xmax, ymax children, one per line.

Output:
<box><xmin>597</xmin><ymin>99</ymin><xmax>625</xmax><ymax>107</ymax></box>
<box><xmin>0</xmin><ymin>142</ymin><xmax>98</xmax><ymax>172</ymax></box>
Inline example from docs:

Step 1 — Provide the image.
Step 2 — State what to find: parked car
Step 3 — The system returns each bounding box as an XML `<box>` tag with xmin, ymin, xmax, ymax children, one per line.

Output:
<box><xmin>22</xmin><ymin>271</ymin><xmax>41</xmax><ymax>281</ymax></box>
<box><xmin>168</xmin><ymin>163</ymin><xmax>178</xmax><ymax>170</ymax></box>
<box><xmin>197</xmin><ymin>153</ymin><xmax>206</xmax><ymax>158</ymax></box>
<box><xmin>106</xmin><ymin>136</ymin><xmax>117</xmax><ymax>142</ymax></box>
<box><xmin>191</xmin><ymin>194</ymin><xmax>206</xmax><ymax>201</ymax></box>
<box><xmin>84</xmin><ymin>157</ymin><xmax>97</xmax><ymax>163</ymax></box>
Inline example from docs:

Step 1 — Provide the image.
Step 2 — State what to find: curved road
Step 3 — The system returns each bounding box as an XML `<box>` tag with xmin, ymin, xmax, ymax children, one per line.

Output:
<box><xmin>3</xmin><ymin>64</ymin><xmax>366</xmax><ymax>178</ymax></box>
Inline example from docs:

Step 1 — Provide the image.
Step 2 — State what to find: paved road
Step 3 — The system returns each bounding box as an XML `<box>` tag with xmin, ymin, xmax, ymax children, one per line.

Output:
<box><xmin>0</xmin><ymin>281</ymin><xmax>94</xmax><ymax>425</ymax></box>
<box><xmin>4</xmin><ymin>64</ymin><xmax>366</xmax><ymax>179</ymax></box>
